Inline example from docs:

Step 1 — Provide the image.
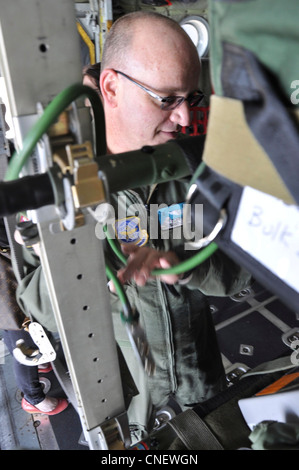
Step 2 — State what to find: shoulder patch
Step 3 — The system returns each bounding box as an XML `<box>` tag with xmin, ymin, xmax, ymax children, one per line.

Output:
<box><xmin>114</xmin><ymin>216</ymin><xmax>148</xmax><ymax>247</ymax></box>
<box><xmin>158</xmin><ymin>203</ymin><xmax>184</xmax><ymax>231</ymax></box>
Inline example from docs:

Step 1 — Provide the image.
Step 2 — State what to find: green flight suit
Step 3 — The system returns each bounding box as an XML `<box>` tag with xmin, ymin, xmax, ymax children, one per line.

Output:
<box><xmin>16</xmin><ymin>175</ymin><xmax>251</xmax><ymax>443</ymax></box>
<box><xmin>106</xmin><ymin>179</ymin><xmax>251</xmax><ymax>441</ymax></box>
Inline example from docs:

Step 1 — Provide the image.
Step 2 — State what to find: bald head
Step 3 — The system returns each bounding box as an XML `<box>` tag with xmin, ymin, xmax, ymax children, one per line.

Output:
<box><xmin>100</xmin><ymin>11</ymin><xmax>202</xmax><ymax>154</ymax></box>
<box><xmin>101</xmin><ymin>11</ymin><xmax>200</xmax><ymax>77</ymax></box>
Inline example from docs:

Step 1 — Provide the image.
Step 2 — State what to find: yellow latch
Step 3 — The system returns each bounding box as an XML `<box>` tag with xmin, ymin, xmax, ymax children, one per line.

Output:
<box><xmin>66</xmin><ymin>141</ymin><xmax>105</xmax><ymax>209</ymax></box>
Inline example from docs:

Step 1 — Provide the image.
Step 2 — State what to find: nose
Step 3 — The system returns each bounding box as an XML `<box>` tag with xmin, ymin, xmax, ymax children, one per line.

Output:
<box><xmin>169</xmin><ymin>100</ymin><xmax>192</xmax><ymax>127</ymax></box>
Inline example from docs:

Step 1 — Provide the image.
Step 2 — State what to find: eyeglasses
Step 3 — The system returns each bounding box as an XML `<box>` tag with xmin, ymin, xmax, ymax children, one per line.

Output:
<box><xmin>115</xmin><ymin>70</ymin><xmax>204</xmax><ymax>111</ymax></box>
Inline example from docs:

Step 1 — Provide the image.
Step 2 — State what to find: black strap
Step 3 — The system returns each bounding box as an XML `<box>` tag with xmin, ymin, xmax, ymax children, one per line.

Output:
<box><xmin>167</xmin><ymin>409</ymin><xmax>224</xmax><ymax>450</ymax></box>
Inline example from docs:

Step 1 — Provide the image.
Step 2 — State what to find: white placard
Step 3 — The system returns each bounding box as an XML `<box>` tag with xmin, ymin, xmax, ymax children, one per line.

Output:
<box><xmin>231</xmin><ymin>186</ymin><xmax>299</xmax><ymax>293</ymax></box>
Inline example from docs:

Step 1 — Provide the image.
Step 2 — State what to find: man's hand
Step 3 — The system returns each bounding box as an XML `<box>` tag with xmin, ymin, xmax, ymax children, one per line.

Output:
<box><xmin>117</xmin><ymin>244</ymin><xmax>182</xmax><ymax>286</ymax></box>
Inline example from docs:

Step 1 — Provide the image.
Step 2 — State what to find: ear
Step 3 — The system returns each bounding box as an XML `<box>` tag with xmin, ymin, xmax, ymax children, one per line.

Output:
<box><xmin>100</xmin><ymin>69</ymin><xmax>119</xmax><ymax>108</ymax></box>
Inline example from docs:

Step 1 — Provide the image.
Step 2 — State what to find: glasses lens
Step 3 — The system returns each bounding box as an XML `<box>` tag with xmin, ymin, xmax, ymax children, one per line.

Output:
<box><xmin>161</xmin><ymin>93</ymin><xmax>204</xmax><ymax>110</ymax></box>
<box><xmin>188</xmin><ymin>92</ymin><xmax>204</xmax><ymax>107</ymax></box>
<box><xmin>161</xmin><ymin>96</ymin><xmax>184</xmax><ymax>110</ymax></box>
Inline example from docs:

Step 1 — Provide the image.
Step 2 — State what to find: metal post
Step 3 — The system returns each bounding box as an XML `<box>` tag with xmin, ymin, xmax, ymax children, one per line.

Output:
<box><xmin>0</xmin><ymin>0</ymin><xmax>130</xmax><ymax>449</ymax></box>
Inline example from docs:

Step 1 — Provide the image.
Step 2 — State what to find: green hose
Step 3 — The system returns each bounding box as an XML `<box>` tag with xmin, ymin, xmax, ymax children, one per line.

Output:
<box><xmin>104</xmin><ymin>224</ymin><xmax>218</xmax><ymax>277</ymax></box>
<box><xmin>4</xmin><ymin>81</ymin><xmax>218</xmax><ymax>298</ymax></box>
<box><xmin>5</xmin><ymin>84</ymin><xmax>105</xmax><ymax>181</ymax></box>
<box><xmin>105</xmin><ymin>262</ymin><xmax>135</xmax><ymax>322</ymax></box>
<box><xmin>105</xmin><ymin>263</ymin><xmax>128</xmax><ymax>307</ymax></box>
<box><xmin>152</xmin><ymin>242</ymin><xmax>218</xmax><ymax>276</ymax></box>
<box><xmin>4</xmin><ymin>83</ymin><xmax>135</xmax><ymax>320</ymax></box>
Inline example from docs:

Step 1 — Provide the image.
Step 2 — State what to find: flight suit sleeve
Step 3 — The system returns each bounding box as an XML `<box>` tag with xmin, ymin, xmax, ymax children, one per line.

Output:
<box><xmin>16</xmin><ymin>261</ymin><xmax>58</xmax><ymax>333</ymax></box>
<box><xmin>178</xmin><ymin>248</ymin><xmax>252</xmax><ymax>297</ymax></box>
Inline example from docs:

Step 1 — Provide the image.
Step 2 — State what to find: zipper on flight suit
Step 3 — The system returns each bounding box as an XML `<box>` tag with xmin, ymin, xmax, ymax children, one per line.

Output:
<box><xmin>127</xmin><ymin>187</ymin><xmax>178</xmax><ymax>394</ymax></box>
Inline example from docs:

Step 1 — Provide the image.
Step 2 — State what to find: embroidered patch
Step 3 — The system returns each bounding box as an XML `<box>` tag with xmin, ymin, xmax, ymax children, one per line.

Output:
<box><xmin>114</xmin><ymin>216</ymin><xmax>148</xmax><ymax>246</ymax></box>
<box><xmin>158</xmin><ymin>203</ymin><xmax>184</xmax><ymax>231</ymax></box>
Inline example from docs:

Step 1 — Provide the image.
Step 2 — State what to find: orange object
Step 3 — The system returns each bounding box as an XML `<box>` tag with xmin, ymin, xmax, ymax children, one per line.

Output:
<box><xmin>256</xmin><ymin>372</ymin><xmax>299</xmax><ymax>396</ymax></box>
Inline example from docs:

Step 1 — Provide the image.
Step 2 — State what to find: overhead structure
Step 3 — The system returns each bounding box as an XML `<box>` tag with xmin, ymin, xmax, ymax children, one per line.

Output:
<box><xmin>180</xmin><ymin>15</ymin><xmax>210</xmax><ymax>58</ymax></box>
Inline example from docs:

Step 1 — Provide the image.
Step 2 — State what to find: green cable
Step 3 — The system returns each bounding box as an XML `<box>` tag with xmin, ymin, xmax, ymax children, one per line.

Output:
<box><xmin>105</xmin><ymin>263</ymin><xmax>127</xmax><ymax>306</ymax></box>
<box><xmin>152</xmin><ymin>242</ymin><xmax>218</xmax><ymax>276</ymax></box>
<box><xmin>104</xmin><ymin>224</ymin><xmax>218</xmax><ymax>277</ymax></box>
<box><xmin>5</xmin><ymin>83</ymin><xmax>105</xmax><ymax>181</ymax></box>
<box><xmin>103</xmin><ymin>225</ymin><xmax>127</xmax><ymax>265</ymax></box>
<box><xmin>105</xmin><ymin>262</ymin><xmax>134</xmax><ymax>323</ymax></box>
<box><xmin>3</xmin><ymin>83</ymin><xmax>132</xmax><ymax>319</ymax></box>
<box><xmin>3</xmin><ymin>83</ymin><xmax>132</xmax><ymax>324</ymax></box>
<box><xmin>4</xmin><ymin>81</ymin><xmax>217</xmax><ymax>296</ymax></box>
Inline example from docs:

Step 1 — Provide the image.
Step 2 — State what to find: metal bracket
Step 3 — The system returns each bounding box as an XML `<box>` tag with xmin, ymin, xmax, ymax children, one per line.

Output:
<box><xmin>0</xmin><ymin>0</ymin><xmax>129</xmax><ymax>450</ymax></box>
<box><xmin>225</xmin><ymin>363</ymin><xmax>250</xmax><ymax>386</ymax></box>
<box><xmin>13</xmin><ymin>322</ymin><xmax>56</xmax><ymax>366</ymax></box>
<box><xmin>183</xmin><ymin>183</ymin><xmax>227</xmax><ymax>250</ymax></box>
<box><xmin>52</xmin><ymin>140</ymin><xmax>107</xmax><ymax>230</ymax></box>
<box><xmin>282</xmin><ymin>328</ymin><xmax>299</xmax><ymax>349</ymax></box>
<box><xmin>97</xmin><ymin>414</ymin><xmax>130</xmax><ymax>450</ymax></box>
<box><xmin>66</xmin><ymin>141</ymin><xmax>106</xmax><ymax>209</ymax></box>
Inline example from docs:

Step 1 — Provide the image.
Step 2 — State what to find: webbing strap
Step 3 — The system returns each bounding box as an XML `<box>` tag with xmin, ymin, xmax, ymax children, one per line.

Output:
<box><xmin>167</xmin><ymin>409</ymin><xmax>224</xmax><ymax>450</ymax></box>
<box><xmin>240</xmin><ymin>356</ymin><xmax>296</xmax><ymax>380</ymax></box>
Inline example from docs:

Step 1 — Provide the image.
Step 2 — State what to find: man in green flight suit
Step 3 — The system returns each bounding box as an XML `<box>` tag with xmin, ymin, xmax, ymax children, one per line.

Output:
<box><xmin>17</xmin><ymin>11</ymin><xmax>251</xmax><ymax>444</ymax></box>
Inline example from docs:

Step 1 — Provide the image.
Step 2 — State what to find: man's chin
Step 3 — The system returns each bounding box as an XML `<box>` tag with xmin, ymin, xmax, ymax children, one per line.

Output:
<box><xmin>155</xmin><ymin>131</ymin><xmax>178</xmax><ymax>145</ymax></box>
